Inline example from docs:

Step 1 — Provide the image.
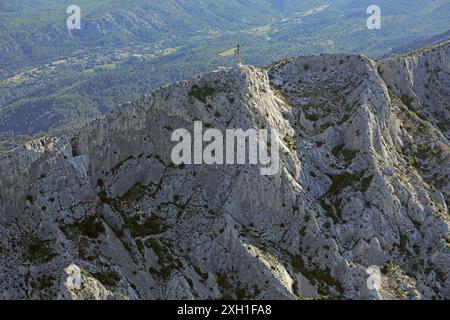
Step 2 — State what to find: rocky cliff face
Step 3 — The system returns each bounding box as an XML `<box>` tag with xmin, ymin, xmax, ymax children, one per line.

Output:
<box><xmin>0</xmin><ymin>41</ymin><xmax>449</xmax><ymax>300</ymax></box>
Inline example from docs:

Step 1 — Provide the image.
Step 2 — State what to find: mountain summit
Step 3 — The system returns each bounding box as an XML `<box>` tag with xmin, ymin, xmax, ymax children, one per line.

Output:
<box><xmin>0</xmin><ymin>42</ymin><xmax>449</xmax><ymax>300</ymax></box>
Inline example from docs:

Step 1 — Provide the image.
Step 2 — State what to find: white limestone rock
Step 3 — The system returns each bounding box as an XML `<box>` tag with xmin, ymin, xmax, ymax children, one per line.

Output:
<box><xmin>0</xmin><ymin>42</ymin><xmax>449</xmax><ymax>300</ymax></box>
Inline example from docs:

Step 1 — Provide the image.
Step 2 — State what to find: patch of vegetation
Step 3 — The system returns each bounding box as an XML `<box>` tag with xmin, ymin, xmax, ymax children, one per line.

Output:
<box><xmin>291</xmin><ymin>255</ymin><xmax>343</xmax><ymax>295</ymax></box>
<box><xmin>24</xmin><ymin>237</ymin><xmax>57</xmax><ymax>263</ymax></box>
<box><xmin>73</xmin><ymin>215</ymin><xmax>106</xmax><ymax>239</ymax></box>
<box><xmin>189</xmin><ymin>85</ymin><xmax>217</xmax><ymax>103</ymax></box>
<box><xmin>399</xmin><ymin>235</ymin><xmax>408</xmax><ymax>253</ymax></box>
<box><xmin>327</xmin><ymin>172</ymin><xmax>363</xmax><ymax>196</ymax></box>
<box><xmin>93</xmin><ymin>271</ymin><xmax>120</xmax><ymax>287</ymax></box>
<box><xmin>320</xmin><ymin>170</ymin><xmax>369</xmax><ymax>224</ymax></box>
<box><xmin>377</xmin><ymin>66</ymin><xmax>383</xmax><ymax>75</ymax></box>
<box><xmin>319</xmin><ymin>198</ymin><xmax>340</xmax><ymax>224</ymax></box>
<box><xmin>404</xmin><ymin>154</ymin><xmax>417</xmax><ymax>168</ymax></box>
<box><xmin>118</xmin><ymin>183</ymin><xmax>145</xmax><ymax>204</ymax></box>
<box><xmin>80</xmin><ymin>268</ymin><xmax>90</xmax><ymax>277</ymax></box>
<box><xmin>217</xmin><ymin>273</ymin><xmax>231</xmax><ymax>290</ymax></box>
<box><xmin>445</xmin><ymin>238</ymin><xmax>450</xmax><ymax>248</ymax></box>
<box><xmin>299</xmin><ymin>226</ymin><xmax>307</xmax><ymax>237</ymax></box>
<box><xmin>97</xmin><ymin>179</ymin><xmax>105</xmax><ymax>188</ymax></box>
<box><xmin>395</xmin><ymin>287</ymin><xmax>407</xmax><ymax>298</ymax></box>
<box><xmin>381</xmin><ymin>261</ymin><xmax>395</xmax><ymax>274</ymax></box>
<box><xmin>30</xmin><ymin>275</ymin><xmax>56</xmax><ymax>292</ymax></box>
<box><xmin>194</xmin><ymin>266</ymin><xmax>209</xmax><ymax>282</ymax></box>
<box><xmin>415</xmin><ymin>144</ymin><xmax>431</xmax><ymax>160</ymax></box>
<box><xmin>97</xmin><ymin>63</ymin><xmax>117</xmax><ymax>71</ymax></box>
<box><xmin>235</xmin><ymin>286</ymin><xmax>247</xmax><ymax>300</ymax></box>
<box><xmin>217</xmin><ymin>273</ymin><xmax>234</xmax><ymax>300</ymax></box>
<box><xmin>361</xmin><ymin>175</ymin><xmax>374</xmax><ymax>192</ymax></box>
<box><xmin>305</xmin><ymin>112</ymin><xmax>320</xmax><ymax>122</ymax></box>
<box><xmin>332</xmin><ymin>144</ymin><xmax>357</xmax><ymax>162</ymax></box>
<box><xmin>99</xmin><ymin>190</ymin><xmax>114</xmax><ymax>206</ymax></box>
<box><xmin>111</xmin><ymin>155</ymin><xmax>134</xmax><ymax>175</ymax></box>
<box><xmin>437</xmin><ymin>120</ymin><xmax>449</xmax><ymax>132</ymax></box>
<box><xmin>85</xmin><ymin>220</ymin><xmax>105</xmax><ymax>240</ymax></box>
<box><xmin>304</xmin><ymin>214</ymin><xmax>311</xmax><ymax>223</ymax></box>
<box><xmin>124</xmin><ymin>215</ymin><xmax>167</xmax><ymax>238</ymax></box>
<box><xmin>316</xmin><ymin>141</ymin><xmax>324</xmax><ymax>148</ymax></box>
<box><xmin>415</xmin><ymin>111</ymin><xmax>427</xmax><ymax>121</ymax></box>
<box><xmin>72</xmin><ymin>143</ymin><xmax>81</xmax><ymax>157</ymax></box>
<box><xmin>303</xmin><ymin>64</ymin><xmax>310</xmax><ymax>71</ymax></box>
<box><xmin>401</xmin><ymin>95</ymin><xmax>414</xmax><ymax>109</ymax></box>
<box><xmin>146</xmin><ymin>239</ymin><xmax>181</xmax><ymax>280</ymax></box>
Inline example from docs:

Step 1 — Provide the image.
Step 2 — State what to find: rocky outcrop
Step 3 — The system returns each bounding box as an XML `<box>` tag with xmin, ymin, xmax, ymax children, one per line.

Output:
<box><xmin>0</xmin><ymin>42</ymin><xmax>449</xmax><ymax>300</ymax></box>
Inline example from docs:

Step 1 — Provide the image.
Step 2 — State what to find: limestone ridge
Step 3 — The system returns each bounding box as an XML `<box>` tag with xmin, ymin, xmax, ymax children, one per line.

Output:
<box><xmin>0</xmin><ymin>42</ymin><xmax>449</xmax><ymax>300</ymax></box>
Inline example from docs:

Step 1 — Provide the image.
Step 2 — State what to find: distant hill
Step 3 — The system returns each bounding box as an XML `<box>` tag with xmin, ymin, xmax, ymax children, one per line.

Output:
<box><xmin>387</xmin><ymin>29</ymin><xmax>450</xmax><ymax>57</ymax></box>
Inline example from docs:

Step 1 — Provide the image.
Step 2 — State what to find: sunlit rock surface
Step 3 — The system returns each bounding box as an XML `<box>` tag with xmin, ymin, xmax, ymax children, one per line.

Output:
<box><xmin>0</xmin><ymin>42</ymin><xmax>449</xmax><ymax>300</ymax></box>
